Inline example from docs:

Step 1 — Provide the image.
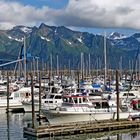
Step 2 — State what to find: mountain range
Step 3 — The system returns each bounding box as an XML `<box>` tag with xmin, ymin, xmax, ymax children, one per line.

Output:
<box><xmin>0</xmin><ymin>23</ymin><xmax>140</xmax><ymax>70</ymax></box>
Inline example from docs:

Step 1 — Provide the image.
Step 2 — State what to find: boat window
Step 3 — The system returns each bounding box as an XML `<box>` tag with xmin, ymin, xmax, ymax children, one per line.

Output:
<box><xmin>26</xmin><ymin>92</ymin><xmax>29</xmax><ymax>97</ymax></box>
<box><xmin>123</xmin><ymin>93</ymin><xmax>135</xmax><ymax>96</ymax></box>
<box><xmin>52</xmin><ymin>87</ymin><xmax>58</xmax><ymax>93</ymax></box>
<box><xmin>49</xmin><ymin>101</ymin><xmax>53</xmax><ymax>103</ymax></box>
<box><xmin>14</xmin><ymin>93</ymin><xmax>20</xmax><ymax>97</ymax></box>
<box><xmin>45</xmin><ymin>101</ymin><xmax>48</xmax><ymax>103</ymax></box>
<box><xmin>83</xmin><ymin>97</ymin><xmax>88</xmax><ymax>103</ymax></box>
<box><xmin>95</xmin><ymin>102</ymin><xmax>101</xmax><ymax>109</ymax></box>
<box><xmin>63</xmin><ymin>97</ymin><xmax>68</xmax><ymax>102</ymax></box>
<box><xmin>69</xmin><ymin>98</ymin><xmax>73</xmax><ymax>103</ymax></box>
<box><xmin>55</xmin><ymin>95</ymin><xmax>62</xmax><ymax>99</ymax></box>
<box><xmin>79</xmin><ymin>98</ymin><xmax>82</xmax><ymax>103</ymax></box>
<box><xmin>49</xmin><ymin>95</ymin><xmax>54</xmax><ymax>98</ymax></box>
<box><xmin>14</xmin><ymin>92</ymin><xmax>20</xmax><ymax>98</ymax></box>
<box><xmin>129</xmin><ymin>93</ymin><xmax>135</xmax><ymax>96</ymax></box>
<box><xmin>45</xmin><ymin>87</ymin><xmax>49</xmax><ymax>92</ymax></box>
<box><xmin>72</xmin><ymin>89</ymin><xmax>75</xmax><ymax>93</ymax></box>
<box><xmin>34</xmin><ymin>85</ymin><xmax>39</xmax><ymax>88</ymax></box>
<box><xmin>102</xmin><ymin>102</ymin><xmax>109</xmax><ymax>108</ymax></box>
<box><xmin>73</xmin><ymin>98</ymin><xmax>78</xmax><ymax>103</ymax></box>
<box><xmin>77</xmin><ymin>89</ymin><xmax>80</xmax><ymax>92</ymax></box>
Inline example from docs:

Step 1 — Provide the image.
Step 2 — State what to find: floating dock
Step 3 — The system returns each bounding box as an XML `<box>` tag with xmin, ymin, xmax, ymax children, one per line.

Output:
<box><xmin>23</xmin><ymin>119</ymin><xmax>140</xmax><ymax>138</ymax></box>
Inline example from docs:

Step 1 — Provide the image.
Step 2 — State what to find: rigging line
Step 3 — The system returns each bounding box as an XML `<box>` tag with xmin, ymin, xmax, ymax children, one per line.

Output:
<box><xmin>0</xmin><ymin>59</ymin><xmax>24</xmax><ymax>67</ymax></box>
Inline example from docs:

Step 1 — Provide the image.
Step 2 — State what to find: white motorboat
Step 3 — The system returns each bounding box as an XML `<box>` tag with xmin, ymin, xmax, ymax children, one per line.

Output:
<box><xmin>0</xmin><ymin>92</ymin><xmax>24</xmax><ymax>113</ymax></box>
<box><xmin>41</xmin><ymin>94</ymin><xmax>140</xmax><ymax>125</ymax></box>
<box><xmin>23</xmin><ymin>85</ymin><xmax>63</xmax><ymax>112</ymax></box>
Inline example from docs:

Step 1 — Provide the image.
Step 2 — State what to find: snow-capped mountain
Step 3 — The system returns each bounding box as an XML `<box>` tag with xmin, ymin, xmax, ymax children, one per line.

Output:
<box><xmin>108</xmin><ymin>32</ymin><xmax>126</xmax><ymax>40</ymax></box>
<box><xmin>0</xmin><ymin>23</ymin><xmax>140</xmax><ymax>69</ymax></box>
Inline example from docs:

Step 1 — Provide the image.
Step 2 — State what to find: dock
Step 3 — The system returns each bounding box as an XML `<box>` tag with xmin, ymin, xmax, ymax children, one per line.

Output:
<box><xmin>23</xmin><ymin>119</ymin><xmax>140</xmax><ymax>138</ymax></box>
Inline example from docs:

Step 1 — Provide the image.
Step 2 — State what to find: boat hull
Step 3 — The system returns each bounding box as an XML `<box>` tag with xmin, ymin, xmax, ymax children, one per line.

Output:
<box><xmin>41</xmin><ymin>109</ymin><xmax>140</xmax><ymax>125</ymax></box>
<box><xmin>22</xmin><ymin>102</ymin><xmax>39</xmax><ymax>112</ymax></box>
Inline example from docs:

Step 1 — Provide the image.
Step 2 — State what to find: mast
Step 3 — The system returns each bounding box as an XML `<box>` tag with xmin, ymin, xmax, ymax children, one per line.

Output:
<box><xmin>57</xmin><ymin>55</ymin><xmax>59</xmax><ymax>76</ymax></box>
<box><xmin>88</xmin><ymin>53</ymin><xmax>91</xmax><ymax>76</ymax></box>
<box><xmin>50</xmin><ymin>54</ymin><xmax>53</xmax><ymax>78</ymax></box>
<box><xmin>24</xmin><ymin>36</ymin><xmax>26</xmax><ymax>81</ymax></box>
<box><xmin>81</xmin><ymin>52</ymin><xmax>84</xmax><ymax>81</ymax></box>
<box><xmin>119</xmin><ymin>56</ymin><xmax>122</xmax><ymax>79</ymax></box>
<box><xmin>104</xmin><ymin>32</ymin><xmax>107</xmax><ymax>85</ymax></box>
<box><xmin>139</xmin><ymin>54</ymin><xmax>140</xmax><ymax>81</ymax></box>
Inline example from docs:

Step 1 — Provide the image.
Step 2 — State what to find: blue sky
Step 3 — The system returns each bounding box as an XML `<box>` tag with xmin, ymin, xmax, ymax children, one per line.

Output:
<box><xmin>16</xmin><ymin>0</ymin><xmax>69</xmax><ymax>9</ymax></box>
<box><xmin>1</xmin><ymin>0</ymin><xmax>140</xmax><ymax>36</ymax></box>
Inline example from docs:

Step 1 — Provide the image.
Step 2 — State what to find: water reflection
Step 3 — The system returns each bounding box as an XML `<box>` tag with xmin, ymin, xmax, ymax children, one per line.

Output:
<box><xmin>1</xmin><ymin>112</ymin><xmax>140</xmax><ymax>140</ymax></box>
<box><xmin>7</xmin><ymin>112</ymin><xmax>10</xmax><ymax>140</ymax></box>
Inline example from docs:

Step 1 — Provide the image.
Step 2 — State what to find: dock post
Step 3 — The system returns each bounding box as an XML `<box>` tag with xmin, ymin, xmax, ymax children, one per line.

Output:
<box><xmin>116</xmin><ymin>70</ymin><xmax>119</xmax><ymax>121</ymax></box>
<box><xmin>7</xmin><ymin>71</ymin><xmax>9</xmax><ymax>113</ymax></box>
<box><xmin>30</xmin><ymin>73</ymin><xmax>35</xmax><ymax>128</ymax></box>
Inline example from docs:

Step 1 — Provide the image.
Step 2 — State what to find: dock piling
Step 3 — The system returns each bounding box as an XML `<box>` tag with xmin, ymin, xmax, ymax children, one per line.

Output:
<box><xmin>30</xmin><ymin>73</ymin><xmax>35</xmax><ymax>128</ymax></box>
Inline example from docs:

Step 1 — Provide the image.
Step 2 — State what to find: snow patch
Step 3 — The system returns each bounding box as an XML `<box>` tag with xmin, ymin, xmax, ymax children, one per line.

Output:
<box><xmin>20</xmin><ymin>27</ymin><xmax>32</xmax><ymax>33</ymax></box>
<box><xmin>54</xmin><ymin>28</ymin><xmax>57</xmax><ymax>33</ymax></box>
<box><xmin>77</xmin><ymin>36</ymin><xmax>83</xmax><ymax>43</ymax></box>
<box><xmin>8</xmin><ymin>35</ymin><xmax>23</xmax><ymax>42</ymax></box>
<box><xmin>8</xmin><ymin>36</ymin><xmax>12</xmax><ymax>39</ymax></box>
<box><xmin>15</xmin><ymin>38</ymin><xmax>23</xmax><ymax>42</ymax></box>
<box><xmin>109</xmin><ymin>32</ymin><xmax>127</xmax><ymax>40</ymax></box>
<box><xmin>68</xmin><ymin>41</ymin><xmax>72</xmax><ymax>45</ymax></box>
<box><xmin>40</xmin><ymin>36</ymin><xmax>50</xmax><ymax>41</ymax></box>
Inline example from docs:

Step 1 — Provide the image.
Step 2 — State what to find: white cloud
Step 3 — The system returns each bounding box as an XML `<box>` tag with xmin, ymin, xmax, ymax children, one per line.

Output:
<box><xmin>0</xmin><ymin>0</ymin><xmax>140</xmax><ymax>30</ymax></box>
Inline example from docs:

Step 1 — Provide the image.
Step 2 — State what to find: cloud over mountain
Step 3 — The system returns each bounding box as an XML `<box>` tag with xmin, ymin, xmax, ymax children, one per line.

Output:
<box><xmin>0</xmin><ymin>0</ymin><xmax>140</xmax><ymax>30</ymax></box>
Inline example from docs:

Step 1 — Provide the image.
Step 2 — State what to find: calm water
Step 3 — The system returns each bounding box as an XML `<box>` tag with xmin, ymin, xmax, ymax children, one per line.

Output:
<box><xmin>1</xmin><ymin>112</ymin><xmax>140</xmax><ymax>140</ymax></box>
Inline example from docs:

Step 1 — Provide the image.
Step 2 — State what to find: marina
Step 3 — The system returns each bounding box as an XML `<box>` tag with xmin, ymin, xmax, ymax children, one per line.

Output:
<box><xmin>1</xmin><ymin>0</ymin><xmax>140</xmax><ymax>139</ymax></box>
<box><xmin>1</xmin><ymin>70</ymin><xmax>140</xmax><ymax>138</ymax></box>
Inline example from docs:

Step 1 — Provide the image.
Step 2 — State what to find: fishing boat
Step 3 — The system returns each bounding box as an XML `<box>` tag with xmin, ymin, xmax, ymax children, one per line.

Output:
<box><xmin>41</xmin><ymin>94</ymin><xmax>140</xmax><ymax>125</ymax></box>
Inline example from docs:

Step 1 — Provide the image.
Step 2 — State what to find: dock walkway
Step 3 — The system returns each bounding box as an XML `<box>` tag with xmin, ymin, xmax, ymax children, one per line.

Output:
<box><xmin>24</xmin><ymin>119</ymin><xmax>140</xmax><ymax>138</ymax></box>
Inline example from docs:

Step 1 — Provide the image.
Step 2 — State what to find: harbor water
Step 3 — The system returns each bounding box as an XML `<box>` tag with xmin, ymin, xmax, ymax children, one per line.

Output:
<box><xmin>1</xmin><ymin>112</ymin><xmax>140</xmax><ymax>140</ymax></box>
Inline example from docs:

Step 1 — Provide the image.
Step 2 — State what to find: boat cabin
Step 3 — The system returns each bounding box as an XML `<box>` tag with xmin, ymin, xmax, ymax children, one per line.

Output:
<box><xmin>43</xmin><ymin>93</ymin><xmax>62</xmax><ymax>104</ymax></box>
<box><xmin>62</xmin><ymin>95</ymin><xmax>92</xmax><ymax>106</ymax></box>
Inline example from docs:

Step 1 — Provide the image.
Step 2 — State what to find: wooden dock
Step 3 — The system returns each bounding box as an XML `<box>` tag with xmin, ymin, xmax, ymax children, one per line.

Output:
<box><xmin>23</xmin><ymin>119</ymin><xmax>140</xmax><ymax>138</ymax></box>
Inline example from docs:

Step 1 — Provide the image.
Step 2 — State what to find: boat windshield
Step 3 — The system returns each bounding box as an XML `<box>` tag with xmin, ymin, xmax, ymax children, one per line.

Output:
<box><xmin>63</xmin><ymin>96</ymin><xmax>89</xmax><ymax>104</ymax></box>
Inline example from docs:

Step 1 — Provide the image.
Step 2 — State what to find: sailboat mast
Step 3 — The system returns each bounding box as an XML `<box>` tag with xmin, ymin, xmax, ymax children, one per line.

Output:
<box><xmin>24</xmin><ymin>36</ymin><xmax>26</xmax><ymax>81</ymax></box>
<box><xmin>57</xmin><ymin>55</ymin><xmax>59</xmax><ymax>76</ymax></box>
<box><xmin>104</xmin><ymin>32</ymin><xmax>107</xmax><ymax>85</ymax></box>
<box><xmin>88</xmin><ymin>53</ymin><xmax>91</xmax><ymax>76</ymax></box>
<box><xmin>81</xmin><ymin>52</ymin><xmax>84</xmax><ymax>81</ymax></box>
<box><xmin>50</xmin><ymin>54</ymin><xmax>53</xmax><ymax>78</ymax></box>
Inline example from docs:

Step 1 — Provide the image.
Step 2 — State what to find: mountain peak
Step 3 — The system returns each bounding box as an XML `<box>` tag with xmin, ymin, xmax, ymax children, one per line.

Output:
<box><xmin>11</xmin><ymin>25</ymin><xmax>32</xmax><ymax>33</ymax></box>
<box><xmin>108</xmin><ymin>32</ymin><xmax>126</xmax><ymax>40</ymax></box>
